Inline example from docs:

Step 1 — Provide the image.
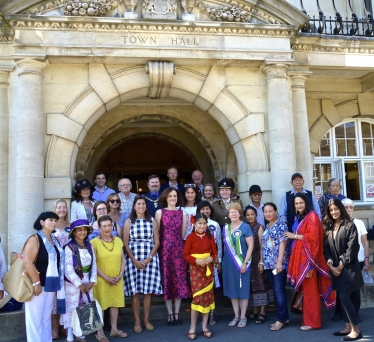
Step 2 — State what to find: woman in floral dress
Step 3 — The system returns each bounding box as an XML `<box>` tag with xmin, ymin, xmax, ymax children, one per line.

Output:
<box><xmin>61</xmin><ymin>219</ymin><xmax>97</xmax><ymax>342</ymax></box>
<box><xmin>155</xmin><ymin>188</ymin><xmax>191</xmax><ymax>326</ymax></box>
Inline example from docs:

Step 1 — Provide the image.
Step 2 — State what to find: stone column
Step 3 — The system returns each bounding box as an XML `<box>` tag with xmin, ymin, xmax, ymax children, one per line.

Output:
<box><xmin>288</xmin><ymin>71</ymin><xmax>313</xmax><ymax>190</ymax></box>
<box><xmin>263</xmin><ymin>61</ymin><xmax>296</xmax><ymax>207</ymax></box>
<box><xmin>0</xmin><ymin>66</ymin><xmax>13</xmax><ymax>261</ymax></box>
<box><xmin>9</xmin><ymin>56</ymin><xmax>46</xmax><ymax>254</ymax></box>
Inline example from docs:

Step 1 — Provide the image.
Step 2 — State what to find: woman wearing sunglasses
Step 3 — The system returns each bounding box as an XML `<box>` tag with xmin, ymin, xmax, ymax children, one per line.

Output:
<box><xmin>106</xmin><ymin>193</ymin><xmax>125</xmax><ymax>240</ymax></box>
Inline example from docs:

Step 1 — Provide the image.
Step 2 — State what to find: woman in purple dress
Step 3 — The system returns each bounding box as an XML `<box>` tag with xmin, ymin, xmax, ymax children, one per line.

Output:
<box><xmin>155</xmin><ymin>188</ymin><xmax>191</xmax><ymax>327</ymax></box>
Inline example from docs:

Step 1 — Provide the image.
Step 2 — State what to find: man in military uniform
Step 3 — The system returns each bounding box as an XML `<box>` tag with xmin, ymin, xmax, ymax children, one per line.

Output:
<box><xmin>212</xmin><ymin>178</ymin><xmax>243</xmax><ymax>227</ymax></box>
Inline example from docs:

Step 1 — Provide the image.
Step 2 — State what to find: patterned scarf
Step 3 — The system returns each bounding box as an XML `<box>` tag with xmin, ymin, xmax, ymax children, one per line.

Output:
<box><xmin>37</xmin><ymin>230</ymin><xmax>66</xmax><ymax>314</ymax></box>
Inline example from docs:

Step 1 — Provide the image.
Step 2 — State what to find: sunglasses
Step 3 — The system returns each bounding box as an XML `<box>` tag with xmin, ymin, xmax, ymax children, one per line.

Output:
<box><xmin>184</xmin><ymin>183</ymin><xmax>196</xmax><ymax>188</ymax></box>
<box><xmin>110</xmin><ymin>199</ymin><xmax>120</xmax><ymax>204</ymax></box>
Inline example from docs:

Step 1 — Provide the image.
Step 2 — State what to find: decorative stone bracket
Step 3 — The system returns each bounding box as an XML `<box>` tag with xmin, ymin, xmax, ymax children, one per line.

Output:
<box><xmin>145</xmin><ymin>61</ymin><xmax>175</xmax><ymax>99</ymax></box>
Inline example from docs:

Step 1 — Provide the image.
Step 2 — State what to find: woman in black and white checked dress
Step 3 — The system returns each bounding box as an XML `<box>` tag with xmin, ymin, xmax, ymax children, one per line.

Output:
<box><xmin>123</xmin><ymin>195</ymin><xmax>162</xmax><ymax>333</ymax></box>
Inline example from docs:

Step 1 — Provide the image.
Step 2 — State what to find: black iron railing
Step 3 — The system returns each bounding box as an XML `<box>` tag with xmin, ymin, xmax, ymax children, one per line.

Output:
<box><xmin>299</xmin><ymin>0</ymin><xmax>374</xmax><ymax>37</ymax></box>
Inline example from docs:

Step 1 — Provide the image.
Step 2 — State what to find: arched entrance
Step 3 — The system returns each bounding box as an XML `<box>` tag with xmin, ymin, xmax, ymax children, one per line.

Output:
<box><xmin>96</xmin><ymin>135</ymin><xmax>198</xmax><ymax>192</ymax></box>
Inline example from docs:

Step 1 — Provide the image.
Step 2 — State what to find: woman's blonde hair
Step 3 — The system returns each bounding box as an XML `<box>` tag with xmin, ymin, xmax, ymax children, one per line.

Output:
<box><xmin>52</xmin><ymin>199</ymin><xmax>70</xmax><ymax>224</ymax></box>
<box><xmin>226</xmin><ymin>202</ymin><xmax>243</xmax><ymax>215</ymax></box>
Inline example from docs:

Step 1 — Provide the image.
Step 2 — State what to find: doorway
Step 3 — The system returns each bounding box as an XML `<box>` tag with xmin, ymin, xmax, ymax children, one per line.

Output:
<box><xmin>96</xmin><ymin>137</ymin><xmax>198</xmax><ymax>192</ymax></box>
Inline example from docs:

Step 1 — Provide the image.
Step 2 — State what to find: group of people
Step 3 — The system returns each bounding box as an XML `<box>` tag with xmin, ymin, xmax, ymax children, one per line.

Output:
<box><xmin>0</xmin><ymin>167</ymin><xmax>370</xmax><ymax>342</ymax></box>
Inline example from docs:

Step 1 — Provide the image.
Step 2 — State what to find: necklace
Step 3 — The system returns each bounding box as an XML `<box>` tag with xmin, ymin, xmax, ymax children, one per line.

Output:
<box><xmin>82</xmin><ymin>200</ymin><xmax>90</xmax><ymax>203</ymax></box>
<box><xmin>196</xmin><ymin>231</ymin><xmax>205</xmax><ymax>239</ymax></box>
<box><xmin>99</xmin><ymin>236</ymin><xmax>115</xmax><ymax>252</ymax></box>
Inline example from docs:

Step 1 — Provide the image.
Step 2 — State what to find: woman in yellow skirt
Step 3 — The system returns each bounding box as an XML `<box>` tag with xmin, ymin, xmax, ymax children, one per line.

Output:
<box><xmin>91</xmin><ymin>215</ymin><xmax>127</xmax><ymax>341</ymax></box>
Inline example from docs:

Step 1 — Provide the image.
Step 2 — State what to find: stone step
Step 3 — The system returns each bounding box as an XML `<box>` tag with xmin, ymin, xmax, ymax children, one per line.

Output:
<box><xmin>1</xmin><ymin>278</ymin><xmax>374</xmax><ymax>342</ymax></box>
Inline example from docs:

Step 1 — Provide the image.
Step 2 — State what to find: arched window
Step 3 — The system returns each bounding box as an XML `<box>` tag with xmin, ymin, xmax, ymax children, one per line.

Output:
<box><xmin>314</xmin><ymin>119</ymin><xmax>374</xmax><ymax>202</ymax></box>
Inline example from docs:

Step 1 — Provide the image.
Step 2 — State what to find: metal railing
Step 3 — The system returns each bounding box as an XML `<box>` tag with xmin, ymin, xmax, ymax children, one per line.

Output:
<box><xmin>299</xmin><ymin>0</ymin><xmax>374</xmax><ymax>37</ymax></box>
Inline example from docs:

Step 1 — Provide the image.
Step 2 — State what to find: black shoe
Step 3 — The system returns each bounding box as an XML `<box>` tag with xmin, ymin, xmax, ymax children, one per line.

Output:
<box><xmin>174</xmin><ymin>313</ymin><xmax>183</xmax><ymax>326</ymax></box>
<box><xmin>332</xmin><ymin>313</ymin><xmax>343</xmax><ymax>321</ymax></box>
<box><xmin>334</xmin><ymin>331</ymin><xmax>350</xmax><ymax>336</ymax></box>
<box><xmin>167</xmin><ymin>314</ymin><xmax>174</xmax><ymax>327</ymax></box>
<box><xmin>342</xmin><ymin>332</ymin><xmax>363</xmax><ymax>341</ymax></box>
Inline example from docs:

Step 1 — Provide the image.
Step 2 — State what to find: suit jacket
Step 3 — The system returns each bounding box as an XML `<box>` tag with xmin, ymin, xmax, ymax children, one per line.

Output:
<box><xmin>71</xmin><ymin>200</ymin><xmax>95</xmax><ymax>223</ymax></box>
<box><xmin>159</xmin><ymin>182</ymin><xmax>184</xmax><ymax>195</ymax></box>
<box><xmin>144</xmin><ymin>191</ymin><xmax>161</xmax><ymax>218</ymax></box>
<box><xmin>324</xmin><ymin>220</ymin><xmax>364</xmax><ymax>293</ymax></box>
<box><xmin>212</xmin><ymin>198</ymin><xmax>243</xmax><ymax>227</ymax></box>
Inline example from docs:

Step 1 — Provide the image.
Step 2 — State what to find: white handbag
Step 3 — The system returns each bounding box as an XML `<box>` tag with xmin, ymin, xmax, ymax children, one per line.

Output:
<box><xmin>72</xmin><ymin>292</ymin><xmax>104</xmax><ymax>336</ymax></box>
<box><xmin>362</xmin><ymin>267</ymin><xmax>373</xmax><ymax>284</ymax></box>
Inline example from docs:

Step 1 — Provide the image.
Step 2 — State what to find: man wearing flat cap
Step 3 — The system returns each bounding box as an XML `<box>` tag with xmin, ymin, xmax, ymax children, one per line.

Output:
<box><xmin>212</xmin><ymin>178</ymin><xmax>243</xmax><ymax>227</ymax></box>
<box><xmin>280</xmin><ymin>173</ymin><xmax>321</xmax><ymax>232</ymax></box>
<box><xmin>244</xmin><ymin>185</ymin><xmax>266</xmax><ymax>227</ymax></box>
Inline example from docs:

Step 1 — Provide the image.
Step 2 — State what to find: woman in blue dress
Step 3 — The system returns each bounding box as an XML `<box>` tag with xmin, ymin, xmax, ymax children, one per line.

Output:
<box><xmin>222</xmin><ymin>202</ymin><xmax>254</xmax><ymax>328</ymax></box>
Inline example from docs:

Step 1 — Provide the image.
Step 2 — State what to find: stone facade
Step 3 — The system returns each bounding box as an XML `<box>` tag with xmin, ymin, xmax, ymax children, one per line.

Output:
<box><xmin>0</xmin><ymin>0</ymin><xmax>373</xmax><ymax>259</ymax></box>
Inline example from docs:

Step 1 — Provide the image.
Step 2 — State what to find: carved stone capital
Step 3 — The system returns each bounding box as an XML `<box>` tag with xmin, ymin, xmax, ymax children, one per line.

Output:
<box><xmin>288</xmin><ymin>71</ymin><xmax>312</xmax><ymax>90</ymax></box>
<box><xmin>145</xmin><ymin>61</ymin><xmax>175</xmax><ymax>99</ymax></box>
<box><xmin>13</xmin><ymin>56</ymin><xmax>47</xmax><ymax>78</ymax></box>
<box><xmin>262</xmin><ymin>60</ymin><xmax>294</xmax><ymax>82</ymax></box>
<box><xmin>0</xmin><ymin>66</ymin><xmax>14</xmax><ymax>88</ymax></box>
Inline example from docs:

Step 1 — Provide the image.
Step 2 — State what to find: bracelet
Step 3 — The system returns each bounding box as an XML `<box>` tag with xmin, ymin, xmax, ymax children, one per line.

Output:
<box><xmin>149</xmin><ymin>255</ymin><xmax>153</xmax><ymax>259</ymax></box>
<box><xmin>295</xmin><ymin>234</ymin><xmax>297</xmax><ymax>239</ymax></box>
<box><xmin>32</xmin><ymin>281</ymin><xmax>40</xmax><ymax>287</ymax></box>
<box><xmin>258</xmin><ymin>262</ymin><xmax>264</xmax><ymax>266</ymax></box>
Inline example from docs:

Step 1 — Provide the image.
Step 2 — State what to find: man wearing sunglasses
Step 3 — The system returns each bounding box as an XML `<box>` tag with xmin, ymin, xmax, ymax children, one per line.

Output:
<box><xmin>92</xmin><ymin>171</ymin><xmax>115</xmax><ymax>202</ymax></box>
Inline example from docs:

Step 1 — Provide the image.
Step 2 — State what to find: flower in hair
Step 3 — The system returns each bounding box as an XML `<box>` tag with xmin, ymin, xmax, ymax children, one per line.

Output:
<box><xmin>190</xmin><ymin>215</ymin><xmax>196</xmax><ymax>224</ymax></box>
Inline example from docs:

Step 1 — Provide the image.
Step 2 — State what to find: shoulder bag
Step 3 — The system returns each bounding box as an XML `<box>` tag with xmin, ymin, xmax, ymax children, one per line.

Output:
<box><xmin>2</xmin><ymin>235</ymin><xmax>39</xmax><ymax>302</ymax></box>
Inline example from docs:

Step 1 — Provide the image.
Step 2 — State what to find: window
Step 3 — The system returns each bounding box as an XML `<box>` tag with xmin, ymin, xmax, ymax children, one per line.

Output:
<box><xmin>314</xmin><ymin>119</ymin><xmax>374</xmax><ymax>202</ymax></box>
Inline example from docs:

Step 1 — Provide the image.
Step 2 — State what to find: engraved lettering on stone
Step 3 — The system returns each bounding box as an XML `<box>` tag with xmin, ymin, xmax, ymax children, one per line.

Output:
<box><xmin>142</xmin><ymin>0</ymin><xmax>177</xmax><ymax>19</ymax></box>
<box><xmin>171</xmin><ymin>37</ymin><xmax>199</xmax><ymax>45</ymax></box>
<box><xmin>64</xmin><ymin>0</ymin><xmax>119</xmax><ymax>16</ymax></box>
<box><xmin>197</xmin><ymin>1</ymin><xmax>249</xmax><ymax>22</ymax></box>
<box><xmin>123</xmin><ymin>36</ymin><xmax>157</xmax><ymax>44</ymax></box>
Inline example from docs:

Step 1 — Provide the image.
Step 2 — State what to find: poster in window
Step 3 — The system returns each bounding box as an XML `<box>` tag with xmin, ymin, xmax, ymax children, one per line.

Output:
<box><xmin>366</xmin><ymin>184</ymin><xmax>374</xmax><ymax>198</ymax></box>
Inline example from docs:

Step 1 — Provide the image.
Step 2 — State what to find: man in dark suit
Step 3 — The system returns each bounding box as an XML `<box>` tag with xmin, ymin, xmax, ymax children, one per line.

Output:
<box><xmin>159</xmin><ymin>166</ymin><xmax>184</xmax><ymax>194</ymax></box>
<box><xmin>144</xmin><ymin>174</ymin><xmax>161</xmax><ymax>217</ymax></box>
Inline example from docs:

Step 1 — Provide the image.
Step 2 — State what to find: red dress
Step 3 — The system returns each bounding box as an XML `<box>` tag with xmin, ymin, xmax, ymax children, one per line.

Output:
<box><xmin>183</xmin><ymin>231</ymin><xmax>217</xmax><ymax>313</ymax></box>
<box><xmin>159</xmin><ymin>208</ymin><xmax>191</xmax><ymax>300</ymax></box>
<box><xmin>287</xmin><ymin>211</ymin><xmax>335</xmax><ymax>328</ymax></box>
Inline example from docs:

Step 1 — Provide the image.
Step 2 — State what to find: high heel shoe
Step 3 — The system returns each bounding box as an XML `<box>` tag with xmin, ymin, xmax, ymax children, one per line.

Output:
<box><xmin>167</xmin><ymin>314</ymin><xmax>174</xmax><ymax>327</ymax></box>
<box><xmin>174</xmin><ymin>313</ymin><xmax>183</xmax><ymax>326</ymax></box>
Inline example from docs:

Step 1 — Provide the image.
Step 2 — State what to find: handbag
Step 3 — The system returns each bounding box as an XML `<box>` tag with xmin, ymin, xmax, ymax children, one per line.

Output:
<box><xmin>2</xmin><ymin>235</ymin><xmax>39</xmax><ymax>302</ymax></box>
<box><xmin>291</xmin><ymin>291</ymin><xmax>303</xmax><ymax>315</ymax></box>
<box><xmin>72</xmin><ymin>292</ymin><xmax>104</xmax><ymax>336</ymax></box>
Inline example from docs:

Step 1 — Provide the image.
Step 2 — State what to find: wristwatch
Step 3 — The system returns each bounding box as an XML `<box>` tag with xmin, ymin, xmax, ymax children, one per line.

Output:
<box><xmin>32</xmin><ymin>281</ymin><xmax>41</xmax><ymax>287</ymax></box>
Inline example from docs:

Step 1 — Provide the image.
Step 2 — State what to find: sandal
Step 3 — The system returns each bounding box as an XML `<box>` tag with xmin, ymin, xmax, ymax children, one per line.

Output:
<box><xmin>167</xmin><ymin>314</ymin><xmax>174</xmax><ymax>327</ymax></box>
<box><xmin>203</xmin><ymin>330</ymin><xmax>213</xmax><ymax>338</ymax></box>
<box><xmin>52</xmin><ymin>329</ymin><xmax>59</xmax><ymax>340</ymax></box>
<box><xmin>249</xmin><ymin>313</ymin><xmax>259</xmax><ymax>320</ymax></box>
<box><xmin>270</xmin><ymin>321</ymin><xmax>286</xmax><ymax>331</ymax></box>
<box><xmin>95</xmin><ymin>334</ymin><xmax>109</xmax><ymax>342</ymax></box>
<box><xmin>300</xmin><ymin>326</ymin><xmax>313</xmax><ymax>331</ymax></box>
<box><xmin>188</xmin><ymin>332</ymin><xmax>197</xmax><ymax>340</ymax></box>
<box><xmin>270</xmin><ymin>320</ymin><xmax>289</xmax><ymax>327</ymax></box>
<box><xmin>145</xmin><ymin>322</ymin><xmax>154</xmax><ymax>331</ymax></box>
<box><xmin>255</xmin><ymin>313</ymin><xmax>267</xmax><ymax>324</ymax></box>
<box><xmin>174</xmin><ymin>313</ymin><xmax>183</xmax><ymax>326</ymax></box>
<box><xmin>229</xmin><ymin>317</ymin><xmax>239</xmax><ymax>327</ymax></box>
<box><xmin>134</xmin><ymin>325</ymin><xmax>142</xmax><ymax>333</ymax></box>
<box><xmin>238</xmin><ymin>318</ymin><xmax>247</xmax><ymax>328</ymax></box>
<box><xmin>110</xmin><ymin>330</ymin><xmax>129</xmax><ymax>338</ymax></box>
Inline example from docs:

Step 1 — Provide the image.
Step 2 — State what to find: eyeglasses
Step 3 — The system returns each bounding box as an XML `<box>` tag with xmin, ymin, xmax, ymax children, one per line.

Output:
<box><xmin>110</xmin><ymin>199</ymin><xmax>120</xmax><ymax>204</ymax></box>
<box><xmin>344</xmin><ymin>206</ymin><xmax>354</xmax><ymax>209</ymax></box>
<box><xmin>119</xmin><ymin>184</ymin><xmax>131</xmax><ymax>187</ymax></box>
<box><xmin>96</xmin><ymin>207</ymin><xmax>107</xmax><ymax>211</ymax></box>
<box><xmin>184</xmin><ymin>184</ymin><xmax>196</xmax><ymax>188</ymax></box>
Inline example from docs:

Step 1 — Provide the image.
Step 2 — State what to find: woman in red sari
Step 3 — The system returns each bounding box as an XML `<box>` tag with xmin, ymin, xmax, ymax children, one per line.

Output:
<box><xmin>285</xmin><ymin>192</ymin><xmax>335</xmax><ymax>331</ymax></box>
<box><xmin>183</xmin><ymin>213</ymin><xmax>219</xmax><ymax>340</ymax></box>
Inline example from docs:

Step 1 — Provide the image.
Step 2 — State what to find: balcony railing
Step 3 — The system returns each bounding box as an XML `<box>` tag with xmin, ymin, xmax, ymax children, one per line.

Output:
<box><xmin>299</xmin><ymin>0</ymin><xmax>374</xmax><ymax>37</ymax></box>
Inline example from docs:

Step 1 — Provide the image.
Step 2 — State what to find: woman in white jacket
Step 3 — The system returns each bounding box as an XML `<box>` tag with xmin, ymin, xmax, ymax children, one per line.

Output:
<box><xmin>71</xmin><ymin>179</ymin><xmax>95</xmax><ymax>224</ymax></box>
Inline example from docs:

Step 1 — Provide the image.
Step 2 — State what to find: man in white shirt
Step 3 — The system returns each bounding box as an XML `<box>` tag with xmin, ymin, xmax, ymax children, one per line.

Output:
<box><xmin>118</xmin><ymin>178</ymin><xmax>137</xmax><ymax>217</ymax></box>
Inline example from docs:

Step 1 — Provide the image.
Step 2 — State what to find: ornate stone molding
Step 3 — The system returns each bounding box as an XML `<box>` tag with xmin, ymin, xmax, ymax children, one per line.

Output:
<box><xmin>262</xmin><ymin>60</ymin><xmax>294</xmax><ymax>81</ymax></box>
<box><xmin>63</xmin><ymin>0</ymin><xmax>119</xmax><ymax>16</ymax></box>
<box><xmin>197</xmin><ymin>2</ymin><xmax>250</xmax><ymax>23</ymax></box>
<box><xmin>145</xmin><ymin>61</ymin><xmax>175</xmax><ymax>99</ymax></box>
<box><xmin>13</xmin><ymin>55</ymin><xmax>47</xmax><ymax>77</ymax></box>
<box><xmin>292</xmin><ymin>43</ymin><xmax>374</xmax><ymax>54</ymax></box>
<box><xmin>142</xmin><ymin>0</ymin><xmax>177</xmax><ymax>19</ymax></box>
<box><xmin>26</xmin><ymin>0</ymin><xmax>67</xmax><ymax>15</ymax></box>
<box><xmin>8</xmin><ymin>17</ymin><xmax>296</xmax><ymax>37</ymax></box>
